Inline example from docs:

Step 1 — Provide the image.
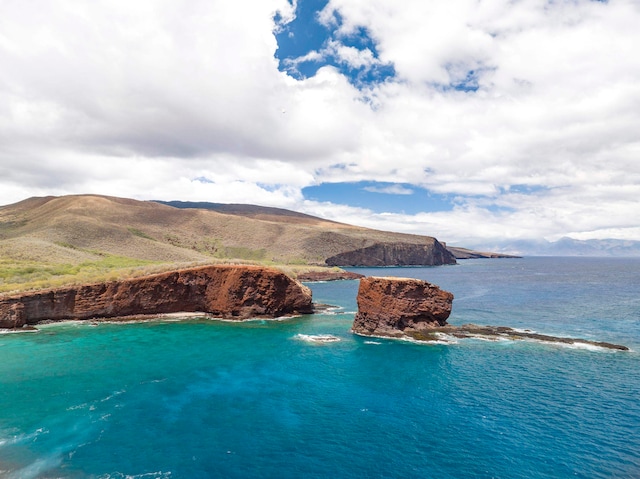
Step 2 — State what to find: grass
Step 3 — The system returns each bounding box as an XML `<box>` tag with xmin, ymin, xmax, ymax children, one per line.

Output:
<box><xmin>217</xmin><ymin>246</ymin><xmax>266</xmax><ymax>261</ymax></box>
<box><xmin>0</xmin><ymin>253</ymin><xmax>352</xmax><ymax>295</ymax></box>
<box><xmin>127</xmin><ymin>227</ymin><xmax>156</xmax><ymax>241</ymax></box>
<box><xmin>0</xmin><ymin>255</ymin><xmax>165</xmax><ymax>294</ymax></box>
<box><xmin>1</xmin><ymin>194</ymin><xmax>434</xmax><ymax>294</ymax></box>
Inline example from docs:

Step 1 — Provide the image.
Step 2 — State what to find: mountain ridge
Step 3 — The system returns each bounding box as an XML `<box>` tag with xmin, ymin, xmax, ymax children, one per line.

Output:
<box><xmin>479</xmin><ymin>237</ymin><xmax>640</xmax><ymax>257</ymax></box>
<box><xmin>0</xmin><ymin>194</ymin><xmax>455</xmax><ymax>292</ymax></box>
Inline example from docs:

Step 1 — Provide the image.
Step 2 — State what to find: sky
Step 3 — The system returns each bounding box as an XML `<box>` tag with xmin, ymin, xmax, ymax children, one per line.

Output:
<box><xmin>1</xmin><ymin>0</ymin><xmax>639</xmax><ymax>249</ymax></box>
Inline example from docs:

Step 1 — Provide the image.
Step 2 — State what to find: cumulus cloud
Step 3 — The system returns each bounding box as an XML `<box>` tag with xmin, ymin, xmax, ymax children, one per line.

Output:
<box><xmin>0</xmin><ymin>0</ymin><xmax>639</xmax><ymax>245</ymax></box>
<box><xmin>362</xmin><ymin>184</ymin><xmax>413</xmax><ymax>195</ymax></box>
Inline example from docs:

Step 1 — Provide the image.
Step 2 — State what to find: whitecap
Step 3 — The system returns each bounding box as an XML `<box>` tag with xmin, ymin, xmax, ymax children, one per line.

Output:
<box><xmin>399</xmin><ymin>334</ymin><xmax>457</xmax><ymax>346</ymax></box>
<box><xmin>543</xmin><ymin>340</ymin><xmax>616</xmax><ymax>352</ymax></box>
<box><xmin>66</xmin><ymin>403</ymin><xmax>89</xmax><ymax>411</ymax></box>
<box><xmin>0</xmin><ymin>427</ymin><xmax>48</xmax><ymax>447</ymax></box>
<box><xmin>294</xmin><ymin>334</ymin><xmax>341</xmax><ymax>343</ymax></box>
<box><xmin>98</xmin><ymin>471</ymin><xmax>173</xmax><ymax>479</ymax></box>
<box><xmin>0</xmin><ymin>328</ymin><xmax>39</xmax><ymax>334</ymax></box>
<box><xmin>101</xmin><ymin>389</ymin><xmax>126</xmax><ymax>402</ymax></box>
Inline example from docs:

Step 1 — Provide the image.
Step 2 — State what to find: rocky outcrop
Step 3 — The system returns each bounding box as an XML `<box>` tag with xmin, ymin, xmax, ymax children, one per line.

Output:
<box><xmin>351</xmin><ymin>276</ymin><xmax>628</xmax><ymax>351</ymax></box>
<box><xmin>0</xmin><ymin>265</ymin><xmax>313</xmax><ymax>329</ymax></box>
<box><xmin>297</xmin><ymin>270</ymin><xmax>364</xmax><ymax>282</ymax></box>
<box><xmin>439</xmin><ymin>325</ymin><xmax>629</xmax><ymax>351</ymax></box>
<box><xmin>325</xmin><ymin>241</ymin><xmax>456</xmax><ymax>267</ymax></box>
<box><xmin>446</xmin><ymin>246</ymin><xmax>521</xmax><ymax>259</ymax></box>
<box><xmin>352</xmin><ymin>276</ymin><xmax>454</xmax><ymax>337</ymax></box>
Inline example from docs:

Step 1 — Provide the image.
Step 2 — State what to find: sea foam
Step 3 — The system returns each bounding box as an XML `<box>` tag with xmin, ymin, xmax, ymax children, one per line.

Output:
<box><xmin>294</xmin><ymin>334</ymin><xmax>341</xmax><ymax>343</ymax></box>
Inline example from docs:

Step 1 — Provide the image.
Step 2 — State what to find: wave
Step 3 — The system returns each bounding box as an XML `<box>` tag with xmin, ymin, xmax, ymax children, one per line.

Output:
<box><xmin>294</xmin><ymin>334</ymin><xmax>341</xmax><ymax>343</ymax></box>
<box><xmin>98</xmin><ymin>471</ymin><xmax>173</xmax><ymax>479</ymax></box>
<box><xmin>66</xmin><ymin>389</ymin><xmax>127</xmax><ymax>412</ymax></box>
<box><xmin>0</xmin><ymin>427</ymin><xmax>48</xmax><ymax>448</ymax></box>
<box><xmin>101</xmin><ymin>389</ymin><xmax>127</xmax><ymax>403</ymax></box>
<box><xmin>0</xmin><ymin>328</ymin><xmax>38</xmax><ymax>335</ymax></box>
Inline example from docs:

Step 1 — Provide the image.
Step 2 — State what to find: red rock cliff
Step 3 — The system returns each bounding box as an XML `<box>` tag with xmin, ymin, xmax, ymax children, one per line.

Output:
<box><xmin>0</xmin><ymin>265</ymin><xmax>313</xmax><ymax>328</ymax></box>
<box><xmin>352</xmin><ymin>276</ymin><xmax>453</xmax><ymax>337</ymax></box>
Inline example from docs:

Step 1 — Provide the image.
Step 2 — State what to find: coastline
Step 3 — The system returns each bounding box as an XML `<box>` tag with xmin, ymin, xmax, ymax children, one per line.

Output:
<box><xmin>352</xmin><ymin>324</ymin><xmax>630</xmax><ymax>351</ymax></box>
<box><xmin>5</xmin><ymin>310</ymin><xmax>313</xmax><ymax>333</ymax></box>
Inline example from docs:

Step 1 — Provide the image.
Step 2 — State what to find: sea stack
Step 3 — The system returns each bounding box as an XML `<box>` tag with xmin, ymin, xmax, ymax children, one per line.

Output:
<box><xmin>0</xmin><ymin>265</ymin><xmax>314</xmax><ymax>329</ymax></box>
<box><xmin>352</xmin><ymin>276</ymin><xmax>454</xmax><ymax>338</ymax></box>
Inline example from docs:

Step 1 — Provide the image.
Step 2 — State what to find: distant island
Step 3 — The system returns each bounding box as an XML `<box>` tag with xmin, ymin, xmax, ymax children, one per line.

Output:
<box><xmin>465</xmin><ymin>237</ymin><xmax>640</xmax><ymax>257</ymax></box>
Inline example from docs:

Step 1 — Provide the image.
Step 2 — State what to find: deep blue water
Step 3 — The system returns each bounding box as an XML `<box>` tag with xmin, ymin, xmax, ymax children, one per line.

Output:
<box><xmin>1</xmin><ymin>257</ymin><xmax>639</xmax><ymax>478</ymax></box>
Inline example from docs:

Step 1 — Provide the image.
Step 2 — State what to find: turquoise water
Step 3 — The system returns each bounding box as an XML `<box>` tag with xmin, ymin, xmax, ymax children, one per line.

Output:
<box><xmin>1</xmin><ymin>257</ymin><xmax>639</xmax><ymax>478</ymax></box>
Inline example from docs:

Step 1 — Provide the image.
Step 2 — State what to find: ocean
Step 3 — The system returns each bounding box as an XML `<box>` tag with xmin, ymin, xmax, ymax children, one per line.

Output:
<box><xmin>1</xmin><ymin>257</ymin><xmax>639</xmax><ymax>478</ymax></box>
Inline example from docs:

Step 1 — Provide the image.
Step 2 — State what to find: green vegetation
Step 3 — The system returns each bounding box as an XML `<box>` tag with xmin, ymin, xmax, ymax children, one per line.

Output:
<box><xmin>127</xmin><ymin>227</ymin><xmax>156</xmax><ymax>241</ymax></box>
<box><xmin>217</xmin><ymin>246</ymin><xmax>266</xmax><ymax>261</ymax></box>
<box><xmin>0</xmin><ymin>255</ymin><xmax>162</xmax><ymax>293</ymax></box>
<box><xmin>54</xmin><ymin>241</ymin><xmax>79</xmax><ymax>250</ymax></box>
<box><xmin>194</xmin><ymin>238</ymin><xmax>221</xmax><ymax>255</ymax></box>
<box><xmin>0</xmin><ymin>194</ymin><xmax>448</xmax><ymax>294</ymax></box>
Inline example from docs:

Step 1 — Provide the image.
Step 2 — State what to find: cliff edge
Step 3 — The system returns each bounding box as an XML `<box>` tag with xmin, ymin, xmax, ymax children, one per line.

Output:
<box><xmin>326</xmin><ymin>240</ymin><xmax>456</xmax><ymax>267</ymax></box>
<box><xmin>352</xmin><ymin>276</ymin><xmax>454</xmax><ymax>337</ymax></box>
<box><xmin>0</xmin><ymin>265</ymin><xmax>313</xmax><ymax>329</ymax></box>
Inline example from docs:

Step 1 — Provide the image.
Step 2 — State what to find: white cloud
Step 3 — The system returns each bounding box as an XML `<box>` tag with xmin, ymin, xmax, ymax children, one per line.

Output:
<box><xmin>362</xmin><ymin>184</ymin><xmax>413</xmax><ymax>195</ymax></box>
<box><xmin>1</xmin><ymin>0</ymin><xmax>639</xmax><ymax>245</ymax></box>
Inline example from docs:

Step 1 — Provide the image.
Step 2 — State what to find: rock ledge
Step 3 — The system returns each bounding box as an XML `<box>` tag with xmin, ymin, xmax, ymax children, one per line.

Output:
<box><xmin>0</xmin><ymin>264</ymin><xmax>313</xmax><ymax>329</ymax></box>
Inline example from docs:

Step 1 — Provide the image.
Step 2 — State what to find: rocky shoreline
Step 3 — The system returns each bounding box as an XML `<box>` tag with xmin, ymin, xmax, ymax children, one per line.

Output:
<box><xmin>296</xmin><ymin>270</ymin><xmax>364</xmax><ymax>282</ymax></box>
<box><xmin>1</xmin><ymin>265</ymin><xmax>628</xmax><ymax>351</ymax></box>
<box><xmin>352</xmin><ymin>275</ymin><xmax>629</xmax><ymax>351</ymax></box>
<box><xmin>405</xmin><ymin>324</ymin><xmax>630</xmax><ymax>351</ymax></box>
<box><xmin>0</xmin><ymin>265</ymin><xmax>313</xmax><ymax>329</ymax></box>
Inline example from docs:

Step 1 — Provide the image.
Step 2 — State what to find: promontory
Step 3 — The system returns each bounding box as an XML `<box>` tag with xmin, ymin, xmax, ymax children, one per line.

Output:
<box><xmin>0</xmin><ymin>265</ymin><xmax>313</xmax><ymax>329</ymax></box>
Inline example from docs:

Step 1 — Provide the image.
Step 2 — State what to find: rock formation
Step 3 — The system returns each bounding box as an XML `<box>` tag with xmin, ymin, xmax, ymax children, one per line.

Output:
<box><xmin>352</xmin><ymin>276</ymin><xmax>628</xmax><ymax>350</ymax></box>
<box><xmin>446</xmin><ymin>246</ymin><xmax>521</xmax><ymax>259</ymax></box>
<box><xmin>352</xmin><ymin>276</ymin><xmax>454</xmax><ymax>337</ymax></box>
<box><xmin>325</xmin><ymin>241</ymin><xmax>456</xmax><ymax>267</ymax></box>
<box><xmin>296</xmin><ymin>270</ymin><xmax>364</xmax><ymax>282</ymax></box>
<box><xmin>0</xmin><ymin>265</ymin><xmax>313</xmax><ymax>329</ymax></box>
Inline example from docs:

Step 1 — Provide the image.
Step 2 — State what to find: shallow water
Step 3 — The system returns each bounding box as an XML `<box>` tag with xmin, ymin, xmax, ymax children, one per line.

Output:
<box><xmin>1</xmin><ymin>257</ymin><xmax>639</xmax><ymax>478</ymax></box>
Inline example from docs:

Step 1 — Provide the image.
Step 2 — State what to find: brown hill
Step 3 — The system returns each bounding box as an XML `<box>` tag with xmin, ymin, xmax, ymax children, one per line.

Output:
<box><xmin>0</xmin><ymin>194</ymin><xmax>455</xmax><ymax>292</ymax></box>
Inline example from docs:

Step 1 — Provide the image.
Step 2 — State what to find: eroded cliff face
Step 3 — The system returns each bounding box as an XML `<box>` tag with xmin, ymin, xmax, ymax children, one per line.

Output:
<box><xmin>352</xmin><ymin>276</ymin><xmax>454</xmax><ymax>337</ymax></box>
<box><xmin>325</xmin><ymin>241</ymin><xmax>456</xmax><ymax>267</ymax></box>
<box><xmin>0</xmin><ymin>265</ymin><xmax>313</xmax><ymax>329</ymax></box>
<box><xmin>351</xmin><ymin>276</ymin><xmax>628</xmax><ymax>350</ymax></box>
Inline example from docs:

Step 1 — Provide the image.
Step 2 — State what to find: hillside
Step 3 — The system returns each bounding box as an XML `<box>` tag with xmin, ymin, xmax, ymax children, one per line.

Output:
<box><xmin>0</xmin><ymin>195</ymin><xmax>455</xmax><ymax>292</ymax></box>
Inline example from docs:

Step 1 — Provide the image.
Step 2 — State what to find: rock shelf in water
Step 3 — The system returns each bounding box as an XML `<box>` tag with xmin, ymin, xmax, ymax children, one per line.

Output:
<box><xmin>409</xmin><ymin>324</ymin><xmax>629</xmax><ymax>351</ymax></box>
<box><xmin>352</xmin><ymin>276</ymin><xmax>628</xmax><ymax>351</ymax></box>
<box><xmin>0</xmin><ymin>265</ymin><xmax>313</xmax><ymax>329</ymax></box>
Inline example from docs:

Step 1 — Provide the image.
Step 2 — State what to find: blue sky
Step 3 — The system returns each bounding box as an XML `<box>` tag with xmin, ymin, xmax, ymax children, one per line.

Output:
<box><xmin>275</xmin><ymin>0</ymin><xmax>395</xmax><ymax>87</ymax></box>
<box><xmin>0</xmin><ymin>0</ymin><xmax>639</xmax><ymax>248</ymax></box>
<box><xmin>303</xmin><ymin>181</ymin><xmax>453</xmax><ymax>214</ymax></box>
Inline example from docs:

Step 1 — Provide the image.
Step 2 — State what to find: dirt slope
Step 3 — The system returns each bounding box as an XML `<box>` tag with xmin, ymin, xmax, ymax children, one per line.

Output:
<box><xmin>1</xmin><ymin>194</ymin><xmax>453</xmax><ymax>266</ymax></box>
